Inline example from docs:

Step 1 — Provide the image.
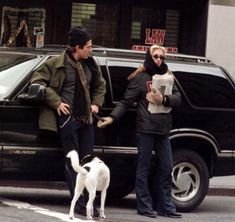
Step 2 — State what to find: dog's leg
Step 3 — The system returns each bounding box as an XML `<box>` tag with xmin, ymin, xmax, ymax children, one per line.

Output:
<box><xmin>86</xmin><ymin>189</ymin><xmax>96</xmax><ymax>220</ymax></box>
<box><xmin>100</xmin><ymin>189</ymin><xmax>107</xmax><ymax>218</ymax></box>
<box><xmin>69</xmin><ymin>181</ymin><xmax>84</xmax><ymax>220</ymax></box>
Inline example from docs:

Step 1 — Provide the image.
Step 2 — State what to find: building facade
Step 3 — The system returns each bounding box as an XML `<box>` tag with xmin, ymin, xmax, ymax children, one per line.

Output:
<box><xmin>0</xmin><ymin>0</ymin><xmax>209</xmax><ymax>56</ymax></box>
<box><xmin>206</xmin><ymin>0</ymin><xmax>235</xmax><ymax>78</ymax></box>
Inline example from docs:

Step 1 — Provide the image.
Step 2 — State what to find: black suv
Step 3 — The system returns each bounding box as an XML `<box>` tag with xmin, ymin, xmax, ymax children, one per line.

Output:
<box><xmin>0</xmin><ymin>47</ymin><xmax>235</xmax><ymax>212</ymax></box>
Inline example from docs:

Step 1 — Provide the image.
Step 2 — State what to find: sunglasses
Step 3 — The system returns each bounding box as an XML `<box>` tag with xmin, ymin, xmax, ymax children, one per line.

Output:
<box><xmin>152</xmin><ymin>54</ymin><xmax>165</xmax><ymax>60</ymax></box>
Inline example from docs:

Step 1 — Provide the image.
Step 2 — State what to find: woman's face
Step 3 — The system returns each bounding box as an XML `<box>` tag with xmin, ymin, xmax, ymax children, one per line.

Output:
<box><xmin>151</xmin><ymin>49</ymin><xmax>165</xmax><ymax>67</ymax></box>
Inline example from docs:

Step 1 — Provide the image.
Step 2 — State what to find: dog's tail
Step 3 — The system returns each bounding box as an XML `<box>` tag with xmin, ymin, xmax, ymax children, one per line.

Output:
<box><xmin>66</xmin><ymin>150</ymin><xmax>88</xmax><ymax>175</ymax></box>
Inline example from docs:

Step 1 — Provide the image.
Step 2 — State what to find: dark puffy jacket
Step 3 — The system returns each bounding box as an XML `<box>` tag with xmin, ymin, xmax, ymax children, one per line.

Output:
<box><xmin>110</xmin><ymin>71</ymin><xmax>181</xmax><ymax>135</ymax></box>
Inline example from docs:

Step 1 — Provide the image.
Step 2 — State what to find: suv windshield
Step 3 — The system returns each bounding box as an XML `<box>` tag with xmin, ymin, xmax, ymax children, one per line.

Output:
<box><xmin>0</xmin><ymin>53</ymin><xmax>42</xmax><ymax>98</ymax></box>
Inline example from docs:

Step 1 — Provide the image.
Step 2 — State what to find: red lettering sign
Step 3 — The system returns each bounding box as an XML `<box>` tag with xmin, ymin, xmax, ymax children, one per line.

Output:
<box><xmin>132</xmin><ymin>45</ymin><xmax>178</xmax><ymax>53</ymax></box>
<box><xmin>145</xmin><ymin>29</ymin><xmax>152</xmax><ymax>45</ymax></box>
<box><xmin>144</xmin><ymin>29</ymin><xmax>166</xmax><ymax>45</ymax></box>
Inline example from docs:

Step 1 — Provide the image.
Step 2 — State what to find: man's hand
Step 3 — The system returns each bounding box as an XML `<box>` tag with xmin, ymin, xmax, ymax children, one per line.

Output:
<box><xmin>57</xmin><ymin>102</ymin><xmax>70</xmax><ymax>116</ymax></box>
<box><xmin>91</xmin><ymin>104</ymin><xmax>99</xmax><ymax>113</ymax></box>
<box><xmin>97</xmin><ymin>117</ymin><xmax>113</xmax><ymax>128</ymax></box>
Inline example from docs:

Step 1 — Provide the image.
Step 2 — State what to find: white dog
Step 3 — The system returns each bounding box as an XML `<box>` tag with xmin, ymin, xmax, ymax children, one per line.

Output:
<box><xmin>66</xmin><ymin>150</ymin><xmax>110</xmax><ymax>220</ymax></box>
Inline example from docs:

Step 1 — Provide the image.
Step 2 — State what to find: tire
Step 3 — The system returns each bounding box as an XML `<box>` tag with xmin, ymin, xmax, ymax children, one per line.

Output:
<box><xmin>107</xmin><ymin>177</ymin><xmax>134</xmax><ymax>200</ymax></box>
<box><xmin>107</xmin><ymin>185</ymin><xmax>133</xmax><ymax>200</ymax></box>
<box><xmin>172</xmin><ymin>149</ymin><xmax>209</xmax><ymax>212</ymax></box>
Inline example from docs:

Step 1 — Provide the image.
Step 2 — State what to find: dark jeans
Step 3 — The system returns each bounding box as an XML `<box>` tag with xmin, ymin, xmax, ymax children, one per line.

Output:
<box><xmin>136</xmin><ymin>133</ymin><xmax>176</xmax><ymax>214</ymax></box>
<box><xmin>58</xmin><ymin>114</ymin><xmax>94</xmax><ymax>198</ymax></box>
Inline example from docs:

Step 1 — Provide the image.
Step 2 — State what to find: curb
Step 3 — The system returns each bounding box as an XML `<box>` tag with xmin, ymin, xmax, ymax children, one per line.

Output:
<box><xmin>208</xmin><ymin>187</ymin><xmax>235</xmax><ymax>196</ymax></box>
<box><xmin>1</xmin><ymin>180</ymin><xmax>235</xmax><ymax>197</ymax></box>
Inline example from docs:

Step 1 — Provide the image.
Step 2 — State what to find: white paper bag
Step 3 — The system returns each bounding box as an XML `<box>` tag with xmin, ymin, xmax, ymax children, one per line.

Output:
<box><xmin>148</xmin><ymin>72</ymin><xmax>174</xmax><ymax>113</ymax></box>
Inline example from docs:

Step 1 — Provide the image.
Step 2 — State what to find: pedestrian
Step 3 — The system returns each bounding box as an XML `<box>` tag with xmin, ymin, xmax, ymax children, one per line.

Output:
<box><xmin>97</xmin><ymin>44</ymin><xmax>182</xmax><ymax>218</ymax></box>
<box><xmin>31</xmin><ymin>26</ymin><xmax>106</xmax><ymax>217</ymax></box>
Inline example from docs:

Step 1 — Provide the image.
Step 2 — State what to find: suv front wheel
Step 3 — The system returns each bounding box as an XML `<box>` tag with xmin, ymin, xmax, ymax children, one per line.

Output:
<box><xmin>172</xmin><ymin>149</ymin><xmax>209</xmax><ymax>212</ymax></box>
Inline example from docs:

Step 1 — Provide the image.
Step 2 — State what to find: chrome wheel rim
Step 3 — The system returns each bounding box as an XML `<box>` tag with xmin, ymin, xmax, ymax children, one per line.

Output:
<box><xmin>172</xmin><ymin>162</ymin><xmax>200</xmax><ymax>202</ymax></box>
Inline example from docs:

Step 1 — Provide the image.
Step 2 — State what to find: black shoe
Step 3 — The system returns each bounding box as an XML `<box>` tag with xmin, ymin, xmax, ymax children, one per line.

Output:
<box><xmin>158</xmin><ymin>212</ymin><xmax>182</xmax><ymax>218</ymax></box>
<box><xmin>138</xmin><ymin>210</ymin><xmax>157</xmax><ymax>218</ymax></box>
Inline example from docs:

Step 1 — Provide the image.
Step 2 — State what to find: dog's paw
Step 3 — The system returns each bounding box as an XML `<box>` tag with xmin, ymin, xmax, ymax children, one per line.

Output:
<box><xmin>69</xmin><ymin>214</ymin><xmax>74</xmax><ymax>220</ymax></box>
<box><xmin>100</xmin><ymin>209</ymin><xmax>106</xmax><ymax>218</ymax></box>
<box><xmin>86</xmin><ymin>215</ymin><xmax>93</xmax><ymax>220</ymax></box>
<box><xmin>100</xmin><ymin>212</ymin><xmax>106</xmax><ymax>218</ymax></box>
<box><xmin>100</xmin><ymin>214</ymin><xmax>106</xmax><ymax>218</ymax></box>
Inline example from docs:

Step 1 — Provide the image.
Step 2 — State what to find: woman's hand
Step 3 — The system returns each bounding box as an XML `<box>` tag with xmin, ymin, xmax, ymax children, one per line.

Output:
<box><xmin>97</xmin><ymin>117</ymin><xmax>113</xmax><ymax>128</ymax></box>
<box><xmin>146</xmin><ymin>88</ymin><xmax>163</xmax><ymax>105</ymax></box>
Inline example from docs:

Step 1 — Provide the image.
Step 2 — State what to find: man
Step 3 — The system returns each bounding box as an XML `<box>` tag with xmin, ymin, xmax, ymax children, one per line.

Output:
<box><xmin>31</xmin><ymin>26</ymin><xmax>106</xmax><ymax>216</ymax></box>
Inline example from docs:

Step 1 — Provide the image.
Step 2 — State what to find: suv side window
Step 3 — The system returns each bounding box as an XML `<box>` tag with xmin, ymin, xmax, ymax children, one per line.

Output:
<box><xmin>106</xmin><ymin>60</ymin><xmax>141</xmax><ymax>102</ymax></box>
<box><xmin>172</xmin><ymin>65</ymin><xmax>235</xmax><ymax>108</ymax></box>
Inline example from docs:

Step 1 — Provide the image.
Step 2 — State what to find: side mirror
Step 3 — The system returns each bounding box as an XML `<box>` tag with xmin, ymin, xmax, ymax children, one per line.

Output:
<box><xmin>18</xmin><ymin>83</ymin><xmax>46</xmax><ymax>104</ymax></box>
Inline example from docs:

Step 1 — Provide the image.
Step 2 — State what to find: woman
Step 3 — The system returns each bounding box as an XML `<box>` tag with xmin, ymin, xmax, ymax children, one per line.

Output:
<box><xmin>98</xmin><ymin>44</ymin><xmax>182</xmax><ymax>218</ymax></box>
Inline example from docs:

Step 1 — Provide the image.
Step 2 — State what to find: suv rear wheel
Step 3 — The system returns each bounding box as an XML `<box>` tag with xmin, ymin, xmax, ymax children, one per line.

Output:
<box><xmin>172</xmin><ymin>149</ymin><xmax>209</xmax><ymax>212</ymax></box>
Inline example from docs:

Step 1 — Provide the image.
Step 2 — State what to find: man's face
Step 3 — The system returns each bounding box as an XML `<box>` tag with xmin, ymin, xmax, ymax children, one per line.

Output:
<box><xmin>75</xmin><ymin>40</ymin><xmax>93</xmax><ymax>59</ymax></box>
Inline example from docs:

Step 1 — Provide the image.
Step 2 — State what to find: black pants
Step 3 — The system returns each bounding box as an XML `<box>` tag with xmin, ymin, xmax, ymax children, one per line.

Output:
<box><xmin>58</xmin><ymin>114</ymin><xmax>94</xmax><ymax>200</ymax></box>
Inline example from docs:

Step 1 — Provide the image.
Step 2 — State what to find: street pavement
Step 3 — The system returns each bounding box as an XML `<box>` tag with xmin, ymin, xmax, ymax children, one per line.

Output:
<box><xmin>0</xmin><ymin>176</ymin><xmax>235</xmax><ymax>222</ymax></box>
<box><xmin>1</xmin><ymin>175</ymin><xmax>235</xmax><ymax>196</ymax></box>
<box><xmin>208</xmin><ymin>175</ymin><xmax>235</xmax><ymax>196</ymax></box>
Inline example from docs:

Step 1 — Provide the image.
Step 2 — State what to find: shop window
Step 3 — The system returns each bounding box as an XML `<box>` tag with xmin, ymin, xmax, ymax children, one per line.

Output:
<box><xmin>131</xmin><ymin>7</ymin><xmax>179</xmax><ymax>52</ymax></box>
<box><xmin>71</xmin><ymin>3</ymin><xmax>119</xmax><ymax>47</ymax></box>
<box><xmin>0</xmin><ymin>6</ymin><xmax>45</xmax><ymax>47</ymax></box>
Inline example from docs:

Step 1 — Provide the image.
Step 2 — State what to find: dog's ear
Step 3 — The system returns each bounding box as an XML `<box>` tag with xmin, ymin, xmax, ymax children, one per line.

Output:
<box><xmin>80</xmin><ymin>154</ymin><xmax>95</xmax><ymax>166</ymax></box>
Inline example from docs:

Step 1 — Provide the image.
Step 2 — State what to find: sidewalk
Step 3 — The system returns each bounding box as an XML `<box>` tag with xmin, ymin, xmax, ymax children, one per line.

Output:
<box><xmin>208</xmin><ymin>175</ymin><xmax>235</xmax><ymax>196</ymax></box>
<box><xmin>1</xmin><ymin>176</ymin><xmax>235</xmax><ymax>196</ymax></box>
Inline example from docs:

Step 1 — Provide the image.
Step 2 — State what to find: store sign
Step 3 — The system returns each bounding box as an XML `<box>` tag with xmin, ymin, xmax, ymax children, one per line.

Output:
<box><xmin>145</xmin><ymin>28</ymin><xmax>165</xmax><ymax>45</ymax></box>
<box><xmin>36</xmin><ymin>34</ymin><xmax>44</xmax><ymax>48</ymax></box>
<box><xmin>34</xmin><ymin>27</ymin><xmax>44</xmax><ymax>35</ymax></box>
<box><xmin>34</xmin><ymin>27</ymin><xmax>45</xmax><ymax>48</ymax></box>
<box><xmin>132</xmin><ymin>28</ymin><xmax>178</xmax><ymax>53</ymax></box>
<box><xmin>1</xmin><ymin>6</ymin><xmax>46</xmax><ymax>47</ymax></box>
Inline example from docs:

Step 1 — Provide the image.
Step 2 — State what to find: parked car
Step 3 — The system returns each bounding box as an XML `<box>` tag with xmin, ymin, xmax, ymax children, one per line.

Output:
<box><xmin>0</xmin><ymin>46</ymin><xmax>235</xmax><ymax>212</ymax></box>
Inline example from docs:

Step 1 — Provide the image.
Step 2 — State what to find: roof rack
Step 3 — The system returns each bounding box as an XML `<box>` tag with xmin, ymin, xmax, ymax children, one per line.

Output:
<box><xmin>35</xmin><ymin>44</ymin><xmax>67</xmax><ymax>52</ymax></box>
<box><xmin>1</xmin><ymin>45</ymin><xmax>211</xmax><ymax>64</ymax></box>
<box><xmin>92</xmin><ymin>47</ymin><xmax>213</xmax><ymax>64</ymax></box>
<box><xmin>92</xmin><ymin>47</ymin><xmax>146</xmax><ymax>59</ymax></box>
<box><xmin>166</xmin><ymin>53</ymin><xmax>213</xmax><ymax>64</ymax></box>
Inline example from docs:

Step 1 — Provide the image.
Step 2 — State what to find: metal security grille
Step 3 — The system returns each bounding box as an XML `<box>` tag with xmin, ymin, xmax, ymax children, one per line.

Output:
<box><xmin>164</xmin><ymin>10</ymin><xmax>179</xmax><ymax>47</ymax></box>
<box><xmin>71</xmin><ymin>3</ymin><xmax>119</xmax><ymax>47</ymax></box>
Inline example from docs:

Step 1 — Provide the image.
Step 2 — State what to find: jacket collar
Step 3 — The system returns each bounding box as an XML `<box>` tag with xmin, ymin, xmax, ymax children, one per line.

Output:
<box><xmin>54</xmin><ymin>50</ymin><xmax>67</xmax><ymax>69</ymax></box>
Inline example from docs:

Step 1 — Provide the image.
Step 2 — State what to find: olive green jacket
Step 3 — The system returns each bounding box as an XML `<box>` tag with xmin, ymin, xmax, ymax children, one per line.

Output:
<box><xmin>31</xmin><ymin>51</ymin><xmax>106</xmax><ymax>132</ymax></box>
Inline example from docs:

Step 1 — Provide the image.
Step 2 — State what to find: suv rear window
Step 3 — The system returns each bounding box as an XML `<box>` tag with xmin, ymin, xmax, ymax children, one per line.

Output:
<box><xmin>173</xmin><ymin>65</ymin><xmax>235</xmax><ymax>109</ymax></box>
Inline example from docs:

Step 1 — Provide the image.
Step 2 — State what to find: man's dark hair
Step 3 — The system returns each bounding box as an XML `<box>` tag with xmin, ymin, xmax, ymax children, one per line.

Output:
<box><xmin>68</xmin><ymin>26</ymin><xmax>92</xmax><ymax>47</ymax></box>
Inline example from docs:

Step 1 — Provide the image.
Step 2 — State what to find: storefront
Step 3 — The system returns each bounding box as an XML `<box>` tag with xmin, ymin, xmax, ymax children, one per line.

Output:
<box><xmin>0</xmin><ymin>0</ymin><xmax>208</xmax><ymax>55</ymax></box>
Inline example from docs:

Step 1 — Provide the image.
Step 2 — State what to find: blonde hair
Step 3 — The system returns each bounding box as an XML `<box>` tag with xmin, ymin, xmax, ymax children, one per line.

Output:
<box><xmin>127</xmin><ymin>64</ymin><xmax>145</xmax><ymax>80</ymax></box>
<box><xmin>128</xmin><ymin>45</ymin><xmax>167</xmax><ymax>80</ymax></box>
<box><xmin>149</xmin><ymin>44</ymin><xmax>167</xmax><ymax>56</ymax></box>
